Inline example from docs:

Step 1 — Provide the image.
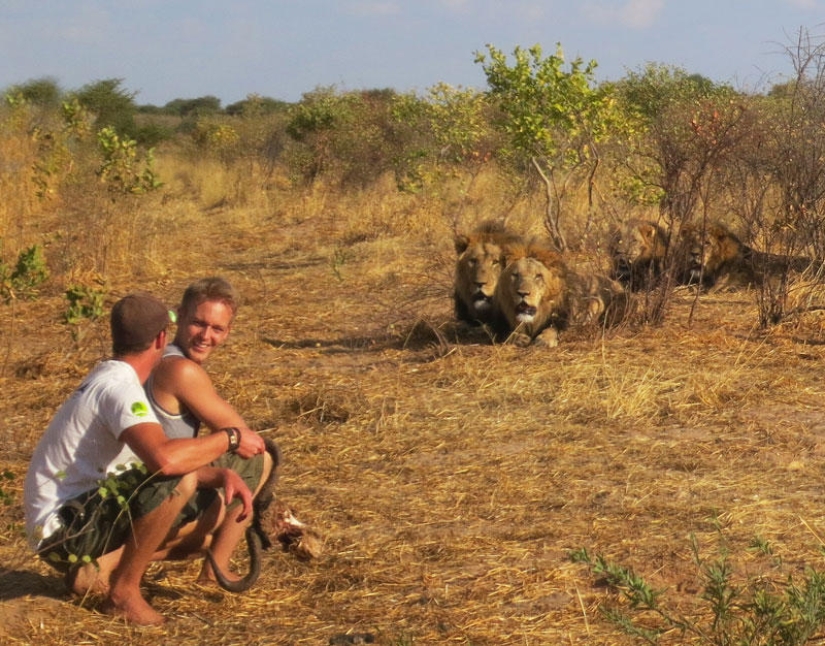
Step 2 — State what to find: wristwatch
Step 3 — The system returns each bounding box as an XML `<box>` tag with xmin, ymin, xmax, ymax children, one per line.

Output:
<box><xmin>222</xmin><ymin>427</ymin><xmax>241</xmax><ymax>453</ymax></box>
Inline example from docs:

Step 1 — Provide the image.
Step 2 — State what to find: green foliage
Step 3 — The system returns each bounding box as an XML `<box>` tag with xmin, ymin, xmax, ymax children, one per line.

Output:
<box><xmin>60</xmin><ymin>96</ymin><xmax>94</xmax><ymax>139</ymax></box>
<box><xmin>615</xmin><ymin>63</ymin><xmax>729</xmax><ymax>126</ymax></box>
<box><xmin>572</xmin><ymin>534</ymin><xmax>825</xmax><ymax>645</ymax></box>
<box><xmin>0</xmin><ymin>244</ymin><xmax>49</xmax><ymax>303</ymax></box>
<box><xmin>73</xmin><ymin>78</ymin><xmax>140</xmax><ymax>141</ymax></box>
<box><xmin>7</xmin><ymin>77</ymin><xmax>62</xmax><ymax>107</ymax></box>
<box><xmin>423</xmin><ymin>83</ymin><xmax>492</xmax><ymax>164</ymax></box>
<box><xmin>612</xmin><ymin>63</ymin><xmax>740</xmax><ymax>222</ymax></box>
<box><xmin>225</xmin><ymin>94</ymin><xmax>290</xmax><ymax>116</ymax></box>
<box><xmin>63</xmin><ymin>283</ymin><xmax>106</xmax><ymax>344</ymax></box>
<box><xmin>163</xmin><ymin>95</ymin><xmax>222</xmax><ymax>117</ymax></box>
<box><xmin>475</xmin><ymin>43</ymin><xmax>625</xmax><ymax>249</ymax></box>
<box><xmin>0</xmin><ymin>469</ymin><xmax>15</xmax><ymax>505</ymax></box>
<box><xmin>476</xmin><ymin>43</ymin><xmax>611</xmax><ymax>160</ymax></box>
<box><xmin>285</xmin><ymin>86</ymin><xmax>407</xmax><ymax>188</ymax></box>
<box><xmin>386</xmin><ymin>85</ymin><xmax>495</xmax><ymax>193</ymax></box>
<box><xmin>192</xmin><ymin>121</ymin><xmax>241</xmax><ymax>162</ymax></box>
<box><xmin>96</xmin><ymin>126</ymin><xmax>162</xmax><ymax>195</ymax></box>
<box><xmin>287</xmin><ymin>85</ymin><xmax>346</xmax><ymax>141</ymax></box>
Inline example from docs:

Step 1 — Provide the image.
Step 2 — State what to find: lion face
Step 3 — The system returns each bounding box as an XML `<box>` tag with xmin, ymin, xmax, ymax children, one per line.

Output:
<box><xmin>677</xmin><ymin>223</ymin><xmax>743</xmax><ymax>286</ymax></box>
<box><xmin>609</xmin><ymin>219</ymin><xmax>668</xmax><ymax>290</ymax></box>
<box><xmin>496</xmin><ymin>252</ymin><xmax>569</xmax><ymax>345</ymax></box>
<box><xmin>455</xmin><ymin>239</ymin><xmax>505</xmax><ymax>317</ymax></box>
<box><xmin>454</xmin><ymin>224</ymin><xmax>522</xmax><ymax>326</ymax></box>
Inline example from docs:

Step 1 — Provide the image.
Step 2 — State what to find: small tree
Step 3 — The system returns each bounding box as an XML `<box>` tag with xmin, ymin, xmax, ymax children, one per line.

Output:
<box><xmin>616</xmin><ymin>64</ymin><xmax>740</xmax><ymax>228</ymax></box>
<box><xmin>73</xmin><ymin>78</ymin><xmax>139</xmax><ymax>141</ymax></box>
<box><xmin>475</xmin><ymin>43</ymin><xmax>620</xmax><ymax>250</ymax></box>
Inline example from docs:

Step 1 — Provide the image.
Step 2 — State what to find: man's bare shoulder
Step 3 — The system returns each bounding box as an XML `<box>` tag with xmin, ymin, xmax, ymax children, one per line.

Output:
<box><xmin>155</xmin><ymin>354</ymin><xmax>212</xmax><ymax>392</ymax></box>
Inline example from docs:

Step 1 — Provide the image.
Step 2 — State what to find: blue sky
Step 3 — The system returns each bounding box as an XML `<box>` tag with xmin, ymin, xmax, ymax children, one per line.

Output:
<box><xmin>1</xmin><ymin>1</ymin><xmax>823</xmax><ymax>107</ymax></box>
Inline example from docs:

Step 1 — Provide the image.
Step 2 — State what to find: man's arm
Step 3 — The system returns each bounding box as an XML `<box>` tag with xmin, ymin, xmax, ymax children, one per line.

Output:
<box><xmin>121</xmin><ymin>422</ymin><xmax>254</xmax><ymax>519</ymax></box>
<box><xmin>150</xmin><ymin>357</ymin><xmax>263</xmax><ymax>457</ymax></box>
<box><xmin>121</xmin><ymin>421</ymin><xmax>230</xmax><ymax>475</ymax></box>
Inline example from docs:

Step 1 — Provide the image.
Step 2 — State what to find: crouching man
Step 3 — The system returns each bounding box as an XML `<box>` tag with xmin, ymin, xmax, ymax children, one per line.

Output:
<box><xmin>24</xmin><ymin>292</ymin><xmax>270</xmax><ymax>626</ymax></box>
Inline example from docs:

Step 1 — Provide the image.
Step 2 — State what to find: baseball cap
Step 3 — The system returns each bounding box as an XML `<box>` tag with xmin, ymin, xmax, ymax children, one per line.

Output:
<box><xmin>111</xmin><ymin>291</ymin><xmax>172</xmax><ymax>352</ymax></box>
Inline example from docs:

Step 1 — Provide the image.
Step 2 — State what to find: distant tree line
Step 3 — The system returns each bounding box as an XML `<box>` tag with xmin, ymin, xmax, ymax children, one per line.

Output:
<box><xmin>5</xmin><ymin>28</ymin><xmax>825</xmax><ymax>327</ymax></box>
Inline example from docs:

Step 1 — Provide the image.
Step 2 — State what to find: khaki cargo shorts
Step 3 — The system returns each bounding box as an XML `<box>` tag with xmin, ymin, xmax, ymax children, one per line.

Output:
<box><xmin>37</xmin><ymin>452</ymin><xmax>264</xmax><ymax>574</ymax></box>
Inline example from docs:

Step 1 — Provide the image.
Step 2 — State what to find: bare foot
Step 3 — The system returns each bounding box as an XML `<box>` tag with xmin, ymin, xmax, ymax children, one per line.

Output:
<box><xmin>101</xmin><ymin>592</ymin><xmax>166</xmax><ymax>626</ymax></box>
<box><xmin>66</xmin><ymin>563</ymin><xmax>111</xmax><ymax>597</ymax></box>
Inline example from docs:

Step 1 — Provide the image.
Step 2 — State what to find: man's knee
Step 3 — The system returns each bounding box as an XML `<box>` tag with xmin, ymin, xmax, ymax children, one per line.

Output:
<box><xmin>172</xmin><ymin>471</ymin><xmax>199</xmax><ymax>501</ymax></box>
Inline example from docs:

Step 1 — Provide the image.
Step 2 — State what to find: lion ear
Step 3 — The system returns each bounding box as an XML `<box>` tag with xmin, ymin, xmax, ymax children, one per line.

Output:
<box><xmin>455</xmin><ymin>235</ymin><xmax>470</xmax><ymax>254</ymax></box>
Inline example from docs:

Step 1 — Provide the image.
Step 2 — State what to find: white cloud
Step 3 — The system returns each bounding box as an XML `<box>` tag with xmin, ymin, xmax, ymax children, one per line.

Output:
<box><xmin>583</xmin><ymin>0</ymin><xmax>665</xmax><ymax>30</ymax></box>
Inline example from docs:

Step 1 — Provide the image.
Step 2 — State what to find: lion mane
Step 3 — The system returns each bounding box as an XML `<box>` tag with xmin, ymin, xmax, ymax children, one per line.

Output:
<box><xmin>675</xmin><ymin>221</ymin><xmax>752</xmax><ymax>290</ymax></box>
<box><xmin>677</xmin><ymin>221</ymin><xmax>818</xmax><ymax>291</ymax></box>
<box><xmin>454</xmin><ymin>221</ymin><xmax>523</xmax><ymax>326</ymax></box>
<box><xmin>608</xmin><ymin>219</ymin><xmax>669</xmax><ymax>290</ymax></box>
<box><xmin>493</xmin><ymin>242</ymin><xmax>571</xmax><ymax>347</ymax></box>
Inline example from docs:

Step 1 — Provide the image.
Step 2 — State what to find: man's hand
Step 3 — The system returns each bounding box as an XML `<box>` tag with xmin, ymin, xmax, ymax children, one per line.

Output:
<box><xmin>235</xmin><ymin>426</ymin><xmax>266</xmax><ymax>460</ymax></box>
<box><xmin>221</xmin><ymin>468</ymin><xmax>254</xmax><ymax>521</ymax></box>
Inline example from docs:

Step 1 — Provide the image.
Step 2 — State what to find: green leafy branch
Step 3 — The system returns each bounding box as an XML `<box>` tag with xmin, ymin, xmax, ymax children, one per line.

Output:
<box><xmin>0</xmin><ymin>244</ymin><xmax>49</xmax><ymax>303</ymax></box>
<box><xmin>572</xmin><ymin>534</ymin><xmax>825</xmax><ymax>645</ymax></box>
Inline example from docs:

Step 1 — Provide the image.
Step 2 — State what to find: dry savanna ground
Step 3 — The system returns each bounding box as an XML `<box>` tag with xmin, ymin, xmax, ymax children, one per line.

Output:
<box><xmin>4</xmin><ymin>179</ymin><xmax>825</xmax><ymax>645</ymax></box>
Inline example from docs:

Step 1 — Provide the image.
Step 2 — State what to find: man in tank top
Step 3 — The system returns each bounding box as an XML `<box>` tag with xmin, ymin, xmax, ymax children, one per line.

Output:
<box><xmin>146</xmin><ymin>276</ymin><xmax>274</xmax><ymax>588</ymax></box>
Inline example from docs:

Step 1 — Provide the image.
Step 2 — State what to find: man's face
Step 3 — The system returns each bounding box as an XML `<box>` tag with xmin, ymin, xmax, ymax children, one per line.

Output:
<box><xmin>175</xmin><ymin>299</ymin><xmax>233</xmax><ymax>365</ymax></box>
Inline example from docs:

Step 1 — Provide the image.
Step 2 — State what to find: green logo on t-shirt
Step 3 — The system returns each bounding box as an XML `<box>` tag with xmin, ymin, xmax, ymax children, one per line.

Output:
<box><xmin>131</xmin><ymin>401</ymin><xmax>149</xmax><ymax>417</ymax></box>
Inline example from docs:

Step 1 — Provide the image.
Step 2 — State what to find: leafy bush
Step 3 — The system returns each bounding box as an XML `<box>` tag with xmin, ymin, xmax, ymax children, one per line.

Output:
<box><xmin>572</xmin><ymin>535</ymin><xmax>825</xmax><ymax>645</ymax></box>
<box><xmin>96</xmin><ymin>127</ymin><xmax>162</xmax><ymax>195</ymax></box>
<box><xmin>63</xmin><ymin>283</ymin><xmax>106</xmax><ymax>344</ymax></box>
<box><xmin>0</xmin><ymin>244</ymin><xmax>49</xmax><ymax>302</ymax></box>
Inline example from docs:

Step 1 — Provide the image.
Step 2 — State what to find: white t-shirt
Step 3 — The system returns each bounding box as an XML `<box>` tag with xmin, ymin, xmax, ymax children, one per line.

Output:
<box><xmin>24</xmin><ymin>359</ymin><xmax>160</xmax><ymax>547</ymax></box>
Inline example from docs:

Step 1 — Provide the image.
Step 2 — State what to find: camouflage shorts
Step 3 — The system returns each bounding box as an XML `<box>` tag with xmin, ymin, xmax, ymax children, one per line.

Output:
<box><xmin>37</xmin><ymin>452</ymin><xmax>264</xmax><ymax>574</ymax></box>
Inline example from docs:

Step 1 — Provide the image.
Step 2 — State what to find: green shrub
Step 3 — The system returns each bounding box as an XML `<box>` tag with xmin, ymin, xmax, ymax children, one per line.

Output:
<box><xmin>572</xmin><ymin>534</ymin><xmax>825</xmax><ymax>645</ymax></box>
<box><xmin>0</xmin><ymin>244</ymin><xmax>49</xmax><ymax>303</ymax></box>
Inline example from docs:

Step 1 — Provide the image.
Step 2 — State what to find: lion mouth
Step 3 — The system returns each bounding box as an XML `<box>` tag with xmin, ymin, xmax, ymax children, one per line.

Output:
<box><xmin>516</xmin><ymin>302</ymin><xmax>537</xmax><ymax>322</ymax></box>
<box><xmin>614</xmin><ymin>259</ymin><xmax>632</xmax><ymax>279</ymax></box>
<box><xmin>472</xmin><ymin>294</ymin><xmax>493</xmax><ymax>311</ymax></box>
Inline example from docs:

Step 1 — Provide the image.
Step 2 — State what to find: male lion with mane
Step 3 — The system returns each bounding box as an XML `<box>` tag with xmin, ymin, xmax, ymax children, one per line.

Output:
<box><xmin>495</xmin><ymin>242</ymin><xmax>634</xmax><ymax>347</ymax></box>
<box><xmin>493</xmin><ymin>242</ymin><xmax>570</xmax><ymax>347</ymax></box>
<box><xmin>454</xmin><ymin>221</ymin><xmax>523</xmax><ymax>327</ymax></box>
<box><xmin>675</xmin><ymin>221</ymin><xmax>754</xmax><ymax>291</ymax></box>
<box><xmin>608</xmin><ymin>218</ymin><xmax>669</xmax><ymax>291</ymax></box>
<box><xmin>676</xmin><ymin>220</ymin><xmax>817</xmax><ymax>291</ymax></box>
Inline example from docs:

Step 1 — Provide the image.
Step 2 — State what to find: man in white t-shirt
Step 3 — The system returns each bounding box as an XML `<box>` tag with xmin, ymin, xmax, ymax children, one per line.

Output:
<box><xmin>24</xmin><ymin>292</ymin><xmax>269</xmax><ymax>626</ymax></box>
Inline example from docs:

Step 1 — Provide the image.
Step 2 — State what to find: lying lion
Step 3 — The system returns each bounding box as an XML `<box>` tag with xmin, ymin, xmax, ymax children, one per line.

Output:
<box><xmin>675</xmin><ymin>221</ymin><xmax>817</xmax><ymax>291</ymax></box>
<box><xmin>493</xmin><ymin>243</ymin><xmax>631</xmax><ymax>347</ymax></box>
<box><xmin>608</xmin><ymin>218</ymin><xmax>669</xmax><ymax>291</ymax></box>
<box><xmin>453</xmin><ymin>221</ymin><xmax>524</xmax><ymax>327</ymax></box>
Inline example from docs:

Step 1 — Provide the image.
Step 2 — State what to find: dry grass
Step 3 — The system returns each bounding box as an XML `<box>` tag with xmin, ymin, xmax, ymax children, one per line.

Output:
<box><xmin>4</xmin><ymin>166</ymin><xmax>825</xmax><ymax>645</ymax></box>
